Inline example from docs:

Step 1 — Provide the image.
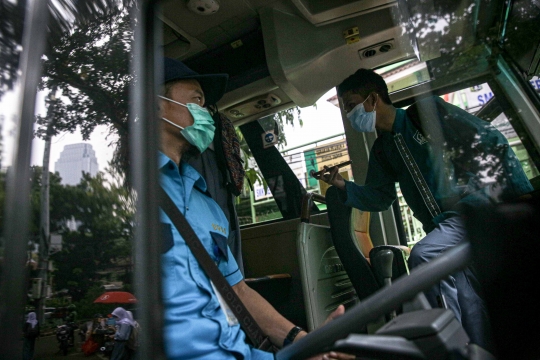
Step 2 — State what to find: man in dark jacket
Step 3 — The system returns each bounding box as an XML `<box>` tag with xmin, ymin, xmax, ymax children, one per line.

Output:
<box><xmin>316</xmin><ymin>68</ymin><xmax>533</xmax><ymax>353</ymax></box>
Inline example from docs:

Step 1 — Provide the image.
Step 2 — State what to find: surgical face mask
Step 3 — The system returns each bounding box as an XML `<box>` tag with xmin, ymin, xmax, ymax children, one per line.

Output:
<box><xmin>346</xmin><ymin>94</ymin><xmax>377</xmax><ymax>132</ymax></box>
<box><xmin>159</xmin><ymin>95</ymin><xmax>215</xmax><ymax>153</ymax></box>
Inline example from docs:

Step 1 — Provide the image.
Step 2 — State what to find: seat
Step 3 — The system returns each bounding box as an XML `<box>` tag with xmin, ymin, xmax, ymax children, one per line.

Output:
<box><xmin>462</xmin><ymin>191</ymin><xmax>540</xmax><ymax>359</ymax></box>
<box><xmin>296</xmin><ymin>192</ymin><xmax>358</xmax><ymax>331</ymax></box>
<box><xmin>325</xmin><ymin>186</ymin><xmax>410</xmax><ymax>300</ymax></box>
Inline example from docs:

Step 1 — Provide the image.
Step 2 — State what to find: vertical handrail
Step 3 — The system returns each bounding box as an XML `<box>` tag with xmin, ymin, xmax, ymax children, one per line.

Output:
<box><xmin>300</xmin><ymin>192</ymin><xmax>326</xmax><ymax>223</ymax></box>
<box><xmin>130</xmin><ymin>1</ymin><xmax>166</xmax><ymax>359</ymax></box>
<box><xmin>0</xmin><ymin>0</ymin><xmax>49</xmax><ymax>357</ymax></box>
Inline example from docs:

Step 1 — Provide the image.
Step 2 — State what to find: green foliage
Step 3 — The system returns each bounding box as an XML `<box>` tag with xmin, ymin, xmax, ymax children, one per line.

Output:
<box><xmin>72</xmin><ymin>285</ymin><xmax>123</xmax><ymax>320</ymax></box>
<box><xmin>0</xmin><ymin>0</ymin><xmax>134</xmax><ymax>101</ymax></box>
<box><xmin>0</xmin><ymin>0</ymin><xmax>24</xmax><ymax>99</ymax></box>
<box><xmin>273</xmin><ymin>107</ymin><xmax>303</xmax><ymax>149</ymax></box>
<box><xmin>37</xmin><ymin>8</ymin><xmax>133</xmax><ymax>177</ymax></box>
<box><xmin>49</xmin><ymin>172</ymin><xmax>134</xmax><ymax>301</ymax></box>
<box><xmin>0</xmin><ymin>167</ymin><xmax>134</xmax><ymax>302</ymax></box>
<box><xmin>46</xmin><ymin>297</ymin><xmax>71</xmax><ymax>308</ymax></box>
<box><xmin>28</xmin><ymin>166</ymin><xmax>64</xmax><ymax>238</ymax></box>
<box><xmin>235</xmin><ymin>106</ymin><xmax>304</xmax><ymax>195</ymax></box>
<box><xmin>244</xmin><ymin>168</ymin><xmax>266</xmax><ymax>190</ymax></box>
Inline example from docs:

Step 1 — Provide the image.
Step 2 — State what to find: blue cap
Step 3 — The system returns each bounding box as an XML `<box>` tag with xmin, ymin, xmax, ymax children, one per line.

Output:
<box><xmin>164</xmin><ymin>57</ymin><xmax>228</xmax><ymax>105</ymax></box>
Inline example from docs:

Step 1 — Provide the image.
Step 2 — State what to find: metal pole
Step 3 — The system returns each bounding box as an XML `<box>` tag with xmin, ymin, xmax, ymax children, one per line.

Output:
<box><xmin>0</xmin><ymin>0</ymin><xmax>49</xmax><ymax>358</ymax></box>
<box><xmin>130</xmin><ymin>1</ymin><xmax>166</xmax><ymax>359</ymax></box>
<box><xmin>276</xmin><ymin>242</ymin><xmax>472</xmax><ymax>360</ymax></box>
<box><xmin>37</xmin><ymin>110</ymin><xmax>53</xmax><ymax>324</ymax></box>
<box><xmin>250</xmin><ymin>189</ymin><xmax>256</xmax><ymax>223</ymax></box>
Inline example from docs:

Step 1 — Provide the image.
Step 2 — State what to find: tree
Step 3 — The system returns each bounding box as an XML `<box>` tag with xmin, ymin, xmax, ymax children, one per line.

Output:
<box><xmin>0</xmin><ymin>167</ymin><xmax>134</xmax><ymax>302</ymax></box>
<box><xmin>29</xmin><ymin>166</ymin><xmax>64</xmax><ymax>240</ymax></box>
<box><xmin>0</xmin><ymin>0</ymin><xmax>134</xmax><ymax>101</ymax></box>
<box><xmin>0</xmin><ymin>0</ymin><xmax>24</xmax><ymax>100</ymax></box>
<box><xmin>273</xmin><ymin>107</ymin><xmax>303</xmax><ymax>148</ymax></box>
<box><xmin>13</xmin><ymin>166</ymin><xmax>135</xmax><ymax>302</ymax></box>
<box><xmin>236</xmin><ymin>107</ymin><xmax>305</xmax><ymax>192</ymax></box>
<box><xmin>37</xmin><ymin>8</ymin><xmax>133</xmax><ymax>176</ymax></box>
<box><xmin>49</xmin><ymin>172</ymin><xmax>134</xmax><ymax>301</ymax></box>
<box><xmin>0</xmin><ymin>166</ymin><xmax>65</xmax><ymax>249</ymax></box>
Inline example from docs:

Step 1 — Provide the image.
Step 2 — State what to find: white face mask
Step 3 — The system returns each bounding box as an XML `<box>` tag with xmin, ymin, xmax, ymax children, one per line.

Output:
<box><xmin>346</xmin><ymin>94</ymin><xmax>377</xmax><ymax>132</ymax></box>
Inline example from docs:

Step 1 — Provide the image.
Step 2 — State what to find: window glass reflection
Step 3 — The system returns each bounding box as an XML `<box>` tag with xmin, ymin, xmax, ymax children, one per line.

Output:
<box><xmin>0</xmin><ymin>2</ymin><xmax>136</xmax><ymax>343</ymax></box>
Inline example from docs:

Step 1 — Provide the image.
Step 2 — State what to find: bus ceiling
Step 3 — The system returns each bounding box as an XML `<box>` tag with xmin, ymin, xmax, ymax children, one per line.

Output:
<box><xmin>159</xmin><ymin>0</ymin><xmax>538</xmax><ymax>123</ymax></box>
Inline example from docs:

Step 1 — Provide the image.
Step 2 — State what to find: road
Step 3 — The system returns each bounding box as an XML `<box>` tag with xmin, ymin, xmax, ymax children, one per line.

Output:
<box><xmin>33</xmin><ymin>334</ymin><xmax>106</xmax><ymax>360</ymax></box>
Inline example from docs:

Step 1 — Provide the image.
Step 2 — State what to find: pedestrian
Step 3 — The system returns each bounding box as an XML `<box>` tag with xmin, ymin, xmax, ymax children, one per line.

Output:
<box><xmin>109</xmin><ymin>307</ymin><xmax>134</xmax><ymax>360</ymax></box>
<box><xmin>22</xmin><ymin>312</ymin><xmax>40</xmax><ymax>360</ymax></box>
<box><xmin>125</xmin><ymin>311</ymin><xmax>140</xmax><ymax>356</ymax></box>
<box><xmin>106</xmin><ymin>313</ymin><xmax>116</xmax><ymax>326</ymax></box>
<box><xmin>64</xmin><ymin>304</ymin><xmax>77</xmax><ymax>347</ymax></box>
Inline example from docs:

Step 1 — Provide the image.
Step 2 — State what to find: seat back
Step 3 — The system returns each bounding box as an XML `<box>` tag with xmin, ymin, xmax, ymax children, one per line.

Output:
<box><xmin>325</xmin><ymin>186</ymin><xmax>380</xmax><ymax>301</ymax></box>
<box><xmin>463</xmin><ymin>193</ymin><xmax>540</xmax><ymax>359</ymax></box>
<box><xmin>296</xmin><ymin>192</ymin><xmax>358</xmax><ymax>331</ymax></box>
<box><xmin>352</xmin><ymin>206</ymin><xmax>374</xmax><ymax>262</ymax></box>
<box><xmin>326</xmin><ymin>186</ymin><xmax>410</xmax><ymax>297</ymax></box>
<box><xmin>297</xmin><ymin>221</ymin><xmax>357</xmax><ymax>331</ymax></box>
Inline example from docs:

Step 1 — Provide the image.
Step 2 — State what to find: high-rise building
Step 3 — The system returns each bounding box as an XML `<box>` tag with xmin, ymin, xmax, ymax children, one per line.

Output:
<box><xmin>55</xmin><ymin>143</ymin><xmax>99</xmax><ymax>185</ymax></box>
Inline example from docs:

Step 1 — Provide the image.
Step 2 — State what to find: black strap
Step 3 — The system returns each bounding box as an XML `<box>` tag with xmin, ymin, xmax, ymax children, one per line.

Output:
<box><xmin>158</xmin><ymin>187</ymin><xmax>267</xmax><ymax>348</ymax></box>
<box><xmin>393</xmin><ymin>133</ymin><xmax>442</xmax><ymax>218</ymax></box>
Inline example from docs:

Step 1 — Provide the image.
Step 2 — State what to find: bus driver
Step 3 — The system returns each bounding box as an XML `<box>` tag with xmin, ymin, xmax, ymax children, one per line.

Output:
<box><xmin>316</xmin><ymin>68</ymin><xmax>533</xmax><ymax>354</ymax></box>
<box><xmin>158</xmin><ymin>57</ymin><xmax>353</xmax><ymax>360</ymax></box>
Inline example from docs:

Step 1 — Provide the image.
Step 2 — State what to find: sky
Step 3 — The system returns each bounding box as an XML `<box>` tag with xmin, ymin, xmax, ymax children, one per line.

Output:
<box><xmin>1</xmin><ymin>88</ymin><xmax>115</xmax><ymax>173</ymax></box>
<box><xmin>279</xmin><ymin>88</ymin><xmax>345</xmax><ymax>152</ymax></box>
<box><xmin>0</xmin><ymin>87</ymin><xmax>344</xmax><ymax>173</ymax></box>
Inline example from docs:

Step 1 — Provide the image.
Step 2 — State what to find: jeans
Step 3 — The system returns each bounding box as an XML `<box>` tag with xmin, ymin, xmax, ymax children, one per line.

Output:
<box><xmin>408</xmin><ymin>216</ymin><xmax>493</xmax><ymax>353</ymax></box>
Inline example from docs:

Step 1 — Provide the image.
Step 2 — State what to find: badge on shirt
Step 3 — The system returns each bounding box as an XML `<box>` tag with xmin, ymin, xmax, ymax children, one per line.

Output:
<box><xmin>210</xmin><ymin>281</ymin><xmax>239</xmax><ymax>327</ymax></box>
<box><xmin>413</xmin><ymin>130</ymin><xmax>428</xmax><ymax>145</ymax></box>
<box><xmin>210</xmin><ymin>231</ymin><xmax>229</xmax><ymax>262</ymax></box>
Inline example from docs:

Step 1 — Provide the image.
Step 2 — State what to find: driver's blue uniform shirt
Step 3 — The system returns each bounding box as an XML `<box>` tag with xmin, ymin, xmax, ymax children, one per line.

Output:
<box><xmin>159</xmin><ymin>152</ymin><xmax>273</xmax><ymax>360</ymax></box>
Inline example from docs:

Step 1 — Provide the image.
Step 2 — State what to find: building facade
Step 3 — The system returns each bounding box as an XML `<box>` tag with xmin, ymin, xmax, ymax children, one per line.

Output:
<box><xmin>55</xmin><ymin>143</ymin><xmax>99</xmax><ymax>185</ymax></box>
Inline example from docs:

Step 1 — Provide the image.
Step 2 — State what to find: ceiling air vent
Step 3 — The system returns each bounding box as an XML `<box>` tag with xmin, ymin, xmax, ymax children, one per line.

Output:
<box><xmin>226</xmin><ymin>93</ymin><xmax>282</xmax><ymax>119</ymax></box>
<box><xmin>363</xmin><ymin>49</ymin><xmax>377</xmax><ymax>58</ymax></box>
<box><xmin>359</xmin><ymin>39</ymin><xmax>395</xmax><ymax>59</ymax></box>
<box><xmin>379</xmin><ymin>43</ymin><xmax>393</xmax><ymax>53</ymax></box>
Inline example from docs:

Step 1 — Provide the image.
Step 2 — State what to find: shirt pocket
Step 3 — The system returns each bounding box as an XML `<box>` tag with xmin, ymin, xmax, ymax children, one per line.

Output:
<box><xmin>161</xmin><ymin>223</ymin><xmax>174</xmax><ymax>254</ymax></box>
<box><xmin>210</xmin><ymin>231</ymin><xmax>229</xmax><ymax>263</ymax></box>
<box><xmin>161</xmin><ymin>222</ymin><xmax>177</xmax><ymax>300</ymax></box>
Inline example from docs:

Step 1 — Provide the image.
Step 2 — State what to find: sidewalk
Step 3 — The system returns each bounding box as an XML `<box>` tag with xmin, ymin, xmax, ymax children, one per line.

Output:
<box><xmin>34</xmin><ymin>334</ymin><xmax>104</xmax><ymax>360</ymax></box>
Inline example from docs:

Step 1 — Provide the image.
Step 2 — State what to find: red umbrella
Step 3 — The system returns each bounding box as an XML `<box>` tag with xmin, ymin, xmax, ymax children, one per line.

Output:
<box><xmin>93</xmin><ymin>291</ymin><xmax>137</xmax><ymax>304</ymax></box>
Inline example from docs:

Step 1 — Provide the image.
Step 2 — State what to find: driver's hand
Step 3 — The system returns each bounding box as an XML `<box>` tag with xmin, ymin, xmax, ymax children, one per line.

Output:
<box><xmin>303</xmin><ymin>305</ymin><xmax>355</xmax><ymax>360</ymax></box>
<box><xmin>314</xmin><ymin>166</ymin><xmax>346</xmax><ymax>191</ymax></box>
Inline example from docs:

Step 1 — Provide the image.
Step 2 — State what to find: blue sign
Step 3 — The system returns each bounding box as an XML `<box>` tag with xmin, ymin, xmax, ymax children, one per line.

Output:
<box><xmin>265</xmin><ymin>132</ymin><xmax>275</xmax><ymax>143</ymax></box>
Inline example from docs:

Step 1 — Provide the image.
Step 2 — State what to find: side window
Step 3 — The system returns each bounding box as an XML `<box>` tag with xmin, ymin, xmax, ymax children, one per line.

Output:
<box><xmin>0</xmin><ymin>3</ymin><xmax>135</xmax><ymax>328</ymax></box>
<box><xmin>397</xmin><ymin>77</ymin><xmax>540</xmax><ymax>247</ymax></box>
<box><xmin>440</xmin><ymin>81</ymin><xmax>539</xmax><ymax>180</ymax></box>
<box><xmin>236</xmin><ymin>88</ymin><xmax>350</xmax><ymax>225</ymax></box>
